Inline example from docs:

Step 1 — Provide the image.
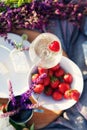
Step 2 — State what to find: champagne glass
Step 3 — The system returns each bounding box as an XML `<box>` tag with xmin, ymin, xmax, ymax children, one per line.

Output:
<box><xmin>29</xmin><ymin>33</ymin><xmax>62</xmax><ymax>68</ymax></box>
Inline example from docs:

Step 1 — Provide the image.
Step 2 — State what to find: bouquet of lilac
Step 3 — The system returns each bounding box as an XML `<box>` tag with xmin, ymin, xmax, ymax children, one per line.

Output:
<box><xmin>0</xmin><ymin>0</ymin><xmax>87</xmax><ymax>35</ymax></box>
<box><xmin>0</xmin><ymin>73</ymin><xmax>47</xmax><ymax>124</ymax></box>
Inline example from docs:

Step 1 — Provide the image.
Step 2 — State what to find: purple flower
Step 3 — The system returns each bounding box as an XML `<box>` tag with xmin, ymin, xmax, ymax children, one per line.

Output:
<box><xmin>0</xmin><ymin>109</ymin><xmax>19</xmax><ymax>118</ymax></box>
<box><xmin>0</xmin><ymin>79</ymin><xmax>40</xmax><ymax>118</ymax></box>
<box><xmin>8</xmin><ymin>80</ymin><xmax>16</xmax><ymax>107</ymax></box>
<box><xmin>0</xmin><ymin>1</ymin><xmax>87</xmax><ymax>34</ymax></box>
<box><xmin>21</xmin><ymin>83</ymin><xmax>34</xmax><ymax>103</ymax></box>
<box><xmin>33</xmin><ymin>73</ymin><xmax>47</xmax><ymax>84</ymax></box>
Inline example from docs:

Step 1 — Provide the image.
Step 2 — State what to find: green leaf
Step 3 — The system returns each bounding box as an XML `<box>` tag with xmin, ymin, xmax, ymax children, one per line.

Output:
<box><xmin>18</xmin><ymin>0</ymin><xmax>23</xmax><ymax>7</ymax></box>
<box><xmin>10</xmin><ymin>0</ymin><xmax>18</xmax><ymax>2</ymax></box>
<box><xmin>5</xmin><ymin>0</ymin><xmax>10</xmax><ymax>4</ymax></box>
<box><xmin>30</xmin><ymin>123</ymin><xmax>34</xmax><ymax>130</ymax></box>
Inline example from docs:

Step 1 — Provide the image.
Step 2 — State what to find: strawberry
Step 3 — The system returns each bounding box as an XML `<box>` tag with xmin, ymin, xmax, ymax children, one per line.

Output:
<box><xmin>64</xmin><ymin>89</ymin><xmax>72</xmax><ymax>99</ymax></box>
<box><xmin>50</xmin><ymin>76</ymin><xmax>60</xmax><ymax>89</ymax></box>
<box><xmin>49</xmin><ymin>41</ymin><xmax>60</xmax><ymax>52</ymax></box>
<box><xmin>34</xmin><ymin>84</ymin><xmax>44</xmax><ymax>94</ymax></box>
<box><xmin>38</xmin><ymin>67</ymin><xmax>48</xmax><ymax>75</ymax></box>
<box><xmin>32</xmin><ymin>73</ymin><xmax>39</xmax><ymax>83</ymax></box>
<box><xmin>58</xmin><ymin>82</ymin><xmax>70</xmax><ymax>94</ymax></box>
<box><xmin>44</xmin><ymin>86</ymin><xmax>53</xmax><ymax>96</ymax></box>
<box><xmin>50</xmin><ymin>64</ymin><xmax>60</xmax><ymax>71</ymax></box>
<box><xmin>64</xmin><ymin>89</ymin><xmax>80</xmax><ymax>101</ymax></box>
<box><xmin>70</xmin><ymin>89</ymin><xmax>80</xmax><ymax>101</ymax></box>
<box><xmin>48</xmin><ymin>69</ymin><xmax>53</xmax><ymax>77</ymax></box>
<box><xmin>32</xmin><ymin>73</ymin><xmax>44</xmax><ymax>84</ymax></box>
<box><xmin>43</xmin><ymin>76</ymin><xmax>50</xmax><ymax>86</ymax></box>
<box><xmin>55</xmin><ymin>68</ymin><xmax>65</xmax><ymax>77</ymax></box>
<box><xmin>63</xmin><ymin>73</ymin><xmax>73</xmax><ymax>84</ymax></box>
<box><xmin>52</xmin><ymin>91</ymin><xmax>63</xmax><ymax>100</ymax></box>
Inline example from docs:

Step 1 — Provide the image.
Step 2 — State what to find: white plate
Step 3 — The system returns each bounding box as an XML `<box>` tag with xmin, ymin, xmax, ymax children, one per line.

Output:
<box><xmin>0</xmin><ymin>33</ymin><xmax>32</xmax><ymax>98</ymax></box>
<box><xmin>28</xmin><ymin>56</ymin><xmax>84</xmax><ymax>111</ymax></box>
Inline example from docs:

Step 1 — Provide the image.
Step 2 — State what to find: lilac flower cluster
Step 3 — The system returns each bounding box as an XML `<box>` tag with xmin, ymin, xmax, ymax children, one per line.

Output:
<box><xmin>0</xmin><ymin>2</ymin><xmax>8</xmax><ymax>13</ymax></box>
<box><xmin>0</xmin><ymin>79</ymin><xmax>43</xmax><ymax>118</ymax></box>
<box><xmin>33</xmin><ymin>73</ymin><xmax>47</xmax><ymax>84</ymax></box>
<box><xmin>3</xmin><ymin>34</ymin><xmax>29</xmax><ymax>51</ymax></box>
<box><xmin>0</xmin><ymin>1</ymin><xmax>87</xmax><ymax>35</ymax></box>
<box><xmin>4</xmin><ymin>36</ymin><xmax>16</xmax><ymax>48</ymax></box>
<box><xmin>8</xmin><ymin>80</ymin><xmax>16</xmax><ymax>107</ymax></box>
<box><xmin>0</xmin><ymin>109</ymin><xmax>19</xmax><ymax>118</ymax></box>
<box><xmin>21</xmin><ymin>86</ymin><xmax>34</xmax><ymax>102</ymax></box>
<box><xmin>21</xmin><ymin>72</ymin><xmax>47</xmax><ymax>103</ymax></box>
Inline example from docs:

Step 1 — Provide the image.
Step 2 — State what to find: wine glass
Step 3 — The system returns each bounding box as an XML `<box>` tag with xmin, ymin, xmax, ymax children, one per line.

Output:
<box><xmin>29</xmin><ymin>33</ymin><xmax>62</xmax><ymax>68</ymax></box>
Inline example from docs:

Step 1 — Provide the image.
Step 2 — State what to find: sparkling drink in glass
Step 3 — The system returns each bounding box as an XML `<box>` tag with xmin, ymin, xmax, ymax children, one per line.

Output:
<box><xmin>29</xmin><ymin>33</ymin><xmax>62</xmax><ymax>68</ymax></box>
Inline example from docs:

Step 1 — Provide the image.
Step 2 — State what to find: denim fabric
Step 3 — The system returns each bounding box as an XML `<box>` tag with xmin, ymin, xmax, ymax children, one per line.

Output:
<box><xmin>40</xmin><ymin>11</ymin><xmax>87</xmax><ymax>130</ymax></box>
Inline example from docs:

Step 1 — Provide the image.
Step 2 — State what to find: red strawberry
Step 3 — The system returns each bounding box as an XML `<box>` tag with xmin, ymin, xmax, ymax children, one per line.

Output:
<box><xmin>70</xmin><ymin>89</ymin><xmax>80</xmax><ymax>101</ymax></box>
<box><xmin>34</xmin><ymin>84</ymin><xmax>44</xmax><ymax>94</ymax></box>
<box><xmin>64</xmin><ymin>73</ymin><xmax>73</xmax><ymax>84</ymax></box>
<box><xmin>49</xmin><ymin>41</ymin><xmax>60</xmax><ymax>52</ymax></box>
<box><xmin>50</xmin><ymin>64</ymin><xmax>60</xmax><ymax>71</ymax></box>
<box><xmin>43</xmin><ymin>76</ymin><xmax>50</xmax><ymax>86</ymax></box>
<box><xmin>55</xmin><ymin>68</ymin><xmax>65</xmax><ymax>77</ymax></box>
<box><xmin>48</xmin><ymin>69</ymin><xmax>53</xmax><ymax>77</ymax></box>
<box><xmin>52</xmin><ymin>91</ymin><xmax>63</xmax><ymax>100</ymax></box>
<box><xmin>32</xmin><ymin>73</ymin><xmax>39</xmax><ymax>83</ymax></box>
<box><xmin>58</xmin><ymin>82</ymin><xmax>70</xmax><ymax>94</ymax></box>
<box><xmin>38</xmin><ymin>67</ymin><xmax>48</xmax><ymax>75</ymax></box>
<box><xmin>32</xmin><ymin>73</ymin><xmax>43</xmax><ymax>84</ymax></box>
<box><xmin>50</xmin><ymin>77</ymin><xmax>60</xmax><ymax>89</ymax></box>
<box><xmin>64</xmin><ymin>89</ymin><xmax>72</xmax><ymax>99</ymax></box>
<box><xmin>44</xmin><ymin>86</ymin><xmax>53</xmax><ymax>96</ymax></box>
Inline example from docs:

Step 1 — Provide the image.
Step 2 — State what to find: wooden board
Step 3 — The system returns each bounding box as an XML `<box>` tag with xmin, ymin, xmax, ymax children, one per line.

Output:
<box><xmin>27</xmin><ymin>97</ymin><xmax>63</xmax><ymax>130</ymax></box>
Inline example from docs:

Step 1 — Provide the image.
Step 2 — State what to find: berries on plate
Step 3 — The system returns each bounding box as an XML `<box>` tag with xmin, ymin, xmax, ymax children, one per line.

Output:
<box><xmin>55</xmin><ymin>68</ymin><xmax>65</xmax><ymax>77</ymax></box>
<box><xmin>34</xmin><ymin>84</ymin><xmax>44</xmax><ymax>94</ymax></box>
<box><xmin>52</xmin><ymin>91</ymin><xmax>63</xmax><ymax>100</ymax></box>
<box><xmin>32</xmin><ymin>73</ymin><xmax>39</xmax><ymax>82</ymax></box>
<box><xmin>50</xmin><ymin>76</ymin><xmax>60</xmax><ymax>89</ymax></box>
<box><xmin>70</xmin><ymin>89</ymin><xmax>80</xmax><ymax>101</ymax></box>
<box><xmin>48</xmin><ymin>41</ymin><xmax>60</xmax><ymax>52</ymax></box>
<box><xmin>64</xmin><ymin>73</ymin><xmax>73</xmax><ymax>84</ymax></box>
<box><xmin>50</xmin><ymin>64</ymin><xmax>60</xmax><ymax>71</ymax></box>
<box><xmin>58</xmin><ymin>82</ymin><xmax>70</xmax><ymax>94</ymax></box>
<box><xmin>38</xmin><ymin>67</ymin><xmax>48</xmax><ymax>75</ymax></box>
<box><xmin>48</xmin><ymin>69</ymin><xmax>53</xmax><ymax>77</ymax></box>
<box><xmin>64</xmin><ymin>89</ymin><xmax>72</xmax><ymax>99</ymax></box>
<box><xmin>44</xmin><ymin>86</ymin><xmax>53</xmax><ymax>96</ymax></box>
<box><xmin>32</xmin><ymin>73</ymin><xmax>43</xmax><ymax>84</ymax></box>
<box><xmin>31</xmin><ymin>64</ymin><xmax>80</xmax><ymax>102</ymax></box>
<box><xmin>64</xmin><ymin>89</ymin><xmax>80</xmax><ymax>101</ymax></box>
<box><xmin>43</xmin><ymin>76</ymin><xmax>50</xmax><ymax>86</ymax></box>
